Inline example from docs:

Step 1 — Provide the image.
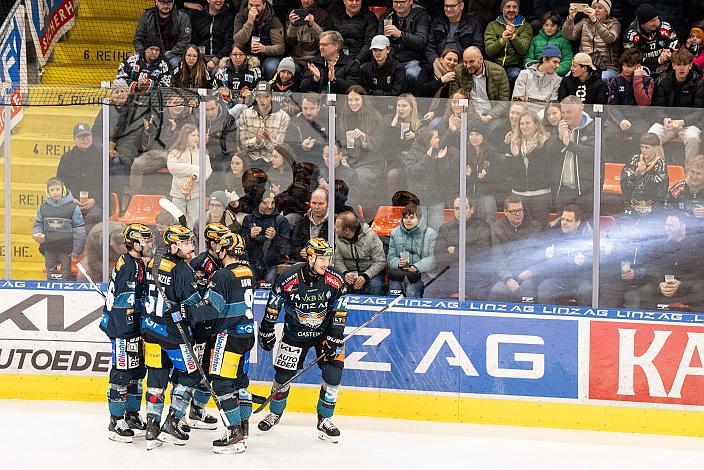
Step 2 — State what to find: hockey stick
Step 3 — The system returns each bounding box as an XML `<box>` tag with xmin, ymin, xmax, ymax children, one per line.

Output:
<box><xmin>423</xmin><ymin>265</ymin><xmax>450</xmax><ymax>290</ymax></box>
<box><xmin>253</xmin><ymin>294</ymin><xmax>405</xmax><ymax>414</ymax></box>
<box><xmin>158</xmin><ymin>198</ymin><xmax>188</xmax><ymax>227</ymax></box>
<box><xmin>76</xmin><ymin>262</ymin><xmax>106</xmax><ymax>301</ymax></box>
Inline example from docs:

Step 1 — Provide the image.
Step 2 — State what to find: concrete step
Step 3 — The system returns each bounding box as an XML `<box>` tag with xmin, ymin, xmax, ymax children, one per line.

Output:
<box><xmin>42</xmin><ymin>64</ymin><xmax>121</xmax><ymax>86</ymax></box>
<box><xmin>77</xmin><ymin>0</ymin><xmax>151</xmax><ymax>20</ymax></box>
<box><xmin>27</xmin><ymin>86</ymin><xmax>109</xmax><ymax>106</ymax></box>
<box><xmin>69</xmin><ymin>19</ymin><xmax>138</xmax><ymax>43</ymax></box>
<box><xmin>11</xmin><ymin>135</ymin><xmax>75</xmax><ymax>159</ymax></box>
<box><xmin>0</xmin><ymin>182</ymin><xmax>46</xmax><ymax>211</ymax></box>
<box><xmin>0</xmin><ymin>208</ymin><xmax>43</xmax><ymax>241</ymax></box>
<box><xmin>53</xmin><ymin>42</ymin><xmax>134</xmax><ymax>67</ymax></box>
<box><xmin>0</xmin><ymin>158</ymin><xmax>58</xmax><ymax>184</ymax></box>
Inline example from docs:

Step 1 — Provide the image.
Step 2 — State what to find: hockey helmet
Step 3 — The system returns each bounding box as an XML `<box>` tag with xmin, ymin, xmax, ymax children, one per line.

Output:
<box><xmin>305</xmin><ymin>237</ymin><xmax>333</xmax><ymax>258</ymax></box>
<box><xmin>163</xmin><ymin>225</ymin><xmax>194</xmax><ymax>245</ymax></box>
<box><xmin>219</xmin><ymin>232</ymin><xmax>246</xmax><ymax>257</ymax></box>
<box><xmin>123</xmin><ymin>223</ymin><xmax>153</xmax><ymax>245</ymax></box>
<box><xmin>204</xmin><ymin>223</ymin><xmax>229</xmax><ymax>243</ymax></box>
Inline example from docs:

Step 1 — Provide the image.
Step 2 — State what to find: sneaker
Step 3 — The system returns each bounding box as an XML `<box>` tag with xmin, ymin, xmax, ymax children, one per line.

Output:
<box><xmin>158</xmin><ymin>411</ymin><xmax>189</xmax><ymax>446</ymax></box>
<box><xmin>317</xmin><ymin>416</ymin><xmax>340</xmax><ymax>443</ymax></box>
<box><xmin>125</xmin><ymin>411</ymin><xmax>146</xmax><ymax>437</ymax></box>
<box><xmin>145</xmin><ymin>415</ymin><xmax>163</xmax><ymax>450</ymax></box>
<box><xmin>188</xmin><ymin>405</ymin><xmax>218</xmax><ymax>430</ymax></box>
<box><xmin>108</xmin><ymin>416</ymin><xmax>134</xmax><ymax>443</ymax></box>
<box><xmin>212</xmin><ymin>425</ymin><xmax>246</xmax><ymax>454</ymax></box>
<box><xmin>257</xmin><ymin>412</ymin><xmax>281</xmax><ymax>433</ymax></box>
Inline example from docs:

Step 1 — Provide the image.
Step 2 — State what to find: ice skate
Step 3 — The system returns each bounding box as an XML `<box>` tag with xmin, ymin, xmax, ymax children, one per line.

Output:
<box><xmin>157</xmin><ymin>410</ymin><xmax>189</xmax><ymax>446</ymax></box>
<box><xmin>145</xmin><ymin>415</ymin><xmax>163</xmax><ymax>450</ymax></box>
<box><xmin>317</xmin><ymin>416</ymin><xmax>340</xmax><ymax>443</ymax></box>
<box><xmin>212</xmin><ymin>425</ymin><xmax>246</xmax><ymax>454</ymax></box>
<box><xmin>241</xmin><ymin>419</ymin><xmax>249</xmax><ymax>448</ymax></box>
<box><xmin>124</xmin><ymin>411</ymin><xmax>146</xmax><ymax>437</ymax></box>
<box><xmin>108</xmin><ymin>416</ymin><xmax>134</xmax><ymax>443</ymax></box>
<box><xmin>188</xmin><ymin>405</ymin><xmax>218</xmax><ymax>430</ymax></box>
<box><xmin>257</xmin><ymin>412</ymin><xmax>281</xmax><ymax>433</ymax></box>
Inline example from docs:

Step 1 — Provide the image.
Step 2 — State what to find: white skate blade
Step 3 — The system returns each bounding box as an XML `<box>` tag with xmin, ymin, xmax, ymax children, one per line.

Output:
<box><xmin>188</xmin><ymin>418</ymin><xmax>218</xmax><ymax>430</ymax></box>
<box><xmin>317</xmin><ymin>431</ymin><xmax>339</xmax><ymax>443</ymax></box>
<box><xmin>108</xmin><ymin>431</ymin><xmax>133</xmax><ymax>443</ymax></box>
<box><xmin>157</xmin><ymin>431</ymin><xmax>187</xmax><ymax>446</ymax></box>
<box><xmin>130</xmin><ymin>428</ymin><xmax>146</xmax><ymax>438</ymax></box>
<box><xmin>146</xmin><ymin>439</ymin><xmax>163</xmax><ymax>450</ymax></box>
<box><xmin>212</xmin><ymin>442</ymin><xmax>246</xmax><ymax>454</ymax></box>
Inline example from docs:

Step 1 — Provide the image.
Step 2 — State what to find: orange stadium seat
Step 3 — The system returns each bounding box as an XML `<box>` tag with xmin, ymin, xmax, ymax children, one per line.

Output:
<box><xmin>599</xmin><ymin>215</ymin><xmax>615</xmax><ymax>237</ymax></box>
<box><xmin>667</xmin><ymin>165</ymin><xmax>685</xmax><ymax>187</ymax></box>
<box><xmin>602</xmin><ymin>162</ymin><xmax>624</xmax><ymax>194</ymax></box>
<box><xmin>119</xmin><ymin>194</ymin><xmax>165</xmax><ymax>225</ymax></box>
<box><xmin>368</xmin><ymin>5</ymin><xmax>388</xmax><ymax>18</ymax></box>
<box><xmin>371</xmin><ymin>206</ymin><xmax>403</xmax><ymax>237</ymax></box>
<box><xmin>109</xmin><ymin>192</ymin><xmax>120</xmax><ymax>221</ymax></box>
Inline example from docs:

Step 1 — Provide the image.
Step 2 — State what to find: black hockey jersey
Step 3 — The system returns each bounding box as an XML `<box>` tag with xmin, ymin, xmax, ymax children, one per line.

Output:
<box><xmin>100</xmin><ymin>253</ymin><xmax>147</xmax><ymax>339</ymax></box>
<box><xmin>263</xmin><ymin>262</ymin><xmax>348</xmax><ymax>344</ymax></box>
<box><xmin>205</xmin><ymin>261</ymin><xmax>256</xmax><ymax>337</ymax></box>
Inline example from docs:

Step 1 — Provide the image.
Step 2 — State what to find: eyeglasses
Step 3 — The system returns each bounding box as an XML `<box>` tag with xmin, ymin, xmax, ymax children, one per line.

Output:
<box><xmin>506</xmin><ymin>209</ymin><xmax>525</xmax><ymax>215</ymax></box>
<box><xmin>444</xmin><ymin>2</ymin><xmax>461</xmax><ymax>8</ymax></box>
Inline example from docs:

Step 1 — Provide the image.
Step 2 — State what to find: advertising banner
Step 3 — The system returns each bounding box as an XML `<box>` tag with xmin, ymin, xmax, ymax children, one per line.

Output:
<box><xmin>26</xmin><ymin>0</ymin><xmax>76</xmax><ymax>67</ymax></box>
<box><xmin>0</xmin><ymin>4</ymin><xmax>26</xmax><ymax>145</ymax></box>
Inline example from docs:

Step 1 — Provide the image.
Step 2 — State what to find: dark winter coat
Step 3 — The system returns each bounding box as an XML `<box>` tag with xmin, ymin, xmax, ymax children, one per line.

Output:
<box><xmin>425</xmin><ymin>14</ymin><xmax>484</xmax><ymax>63</ymax></box>
<box><xmin>189</xmin><ymin>6</ymin><xmax>235</xmax><ymax>62</ymax></box>
<box><xmin>377</xmin><ymin>5</ymin><xmax>431</xmax><ymax>64</ymax></box>
<box><xmin>360</xmin><ymin>57</ymin><xmax>407</xmax><ymax>96</ymax></box>
<box><xmin>324</xmin><ymin>7</ymin><xmax>377</xmax><ymax>64</ymax></box>
<box><xmin>242</xmin><ymin>208</ymin><xmax>291</xmax><ymax>271</ymax></box>
<box><xmin>299</xmin><ymin>53</ymin><xmax>362</xmax><ymax>94</ymax></box>
<box><xmin>557</xmin><ymin>70</ymin><xmax>609</xmax><ymax>104</ymax></box>
<box><xmin>651</xmin><ymin>67</ymin><xmax>704</xmax><ymax>123</ymax></box>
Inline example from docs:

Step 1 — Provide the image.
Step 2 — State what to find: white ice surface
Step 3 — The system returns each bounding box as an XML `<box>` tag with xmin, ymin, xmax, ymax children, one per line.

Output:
<box><xmin>1</xmin><ymin>400</ymin><xmax>702</xmax><ymax>470</ymax></box>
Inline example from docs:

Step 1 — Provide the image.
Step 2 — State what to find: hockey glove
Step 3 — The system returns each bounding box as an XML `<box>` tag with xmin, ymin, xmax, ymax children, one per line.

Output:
<box><xmin>258</xmin><ymin>321</ymin><xmax>276</xmax><ymax>351</ymax></box>
<box><xmin>322</xmin><ymin>336</ymin><xmax>343</xmax><ymax>360</ymax></box>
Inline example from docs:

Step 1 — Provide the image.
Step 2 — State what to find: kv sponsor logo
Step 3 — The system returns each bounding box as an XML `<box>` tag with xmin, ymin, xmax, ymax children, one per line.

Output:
<box><xmin>0</xmin><ymin>293</ymin><xmax>102</xmax><ymax>333</ymax></box>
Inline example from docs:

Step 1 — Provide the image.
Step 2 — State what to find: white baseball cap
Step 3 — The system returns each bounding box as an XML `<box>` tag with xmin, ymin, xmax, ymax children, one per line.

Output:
<box><xmin>370</xmin><ymin>35</ymin><xmax>390</xmax><ymax>50</ymax></box>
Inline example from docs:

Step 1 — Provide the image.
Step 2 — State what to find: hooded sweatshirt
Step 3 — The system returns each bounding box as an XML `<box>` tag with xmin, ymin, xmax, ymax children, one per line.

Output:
<box><xmin>387</xmin><ymin>218</ymin><xmax>437</xmax><ymax>273</ymax></box>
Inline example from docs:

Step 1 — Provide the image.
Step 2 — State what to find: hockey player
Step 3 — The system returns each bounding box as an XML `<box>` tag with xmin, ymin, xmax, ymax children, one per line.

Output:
<box><xmin>203</xmin><ymin>232</ymin><xmax>256</xmax><ymax>453</ymax></box>
<box><xmin>258</xmin><ymin>237</ymin><xmax>348</xmax><ymax>442</ymax></box>
<box><xmin>100</xmin><ymin>223</ymin><xmax>153</xmax><ymax>443</ymax></box>
<box><xmin>141</xmin><ymin>225</ymin><xmax>217</xmax><ymax>449</ymax></box>
<box><xmin>186</xmin><ymin>222</ymin><xmax>230</xmax><ymax>430</ymax></box>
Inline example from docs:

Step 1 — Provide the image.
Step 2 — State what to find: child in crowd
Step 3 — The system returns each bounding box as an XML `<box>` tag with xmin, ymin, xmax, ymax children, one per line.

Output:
<box><xmin>524</xmin><ymin>11</ymin><xmax>573</xmax><ymax>76</ymax></box>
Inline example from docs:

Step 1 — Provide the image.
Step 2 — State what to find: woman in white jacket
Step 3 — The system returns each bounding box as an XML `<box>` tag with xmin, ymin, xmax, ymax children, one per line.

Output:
<box><xmin>167</xmin><ymin>123</ymin><xmax>213</xmax><ymax>228</ymax></box>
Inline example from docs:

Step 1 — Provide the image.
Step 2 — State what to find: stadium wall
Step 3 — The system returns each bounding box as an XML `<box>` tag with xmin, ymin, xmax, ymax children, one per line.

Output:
<box><xmin>1</xmin><ymin>281</ymin><xmax>704</xmax><ymax>437</ymax></box>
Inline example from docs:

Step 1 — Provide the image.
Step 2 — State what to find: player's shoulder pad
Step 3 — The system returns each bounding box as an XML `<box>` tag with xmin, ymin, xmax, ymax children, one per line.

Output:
<box><xmin>159</xmin><ymin>258</ymin><xmax>176</xmax><ymax>273</ymax></box>
<box><xmin>115</xmin><ymin>256</ymin><xmax>126</xmax><ymax>271</ymax></box>
<box><xmin>324</xmin><ymin>267</ymin><xmax>344</xmax><ymax>290</ymax></box>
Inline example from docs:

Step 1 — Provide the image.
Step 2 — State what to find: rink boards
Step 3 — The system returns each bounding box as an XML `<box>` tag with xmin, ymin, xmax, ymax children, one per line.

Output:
<box><xmin>1</xmin><ymin>281</ymin><xmax>704</xmax><ymax>437</ymax></box>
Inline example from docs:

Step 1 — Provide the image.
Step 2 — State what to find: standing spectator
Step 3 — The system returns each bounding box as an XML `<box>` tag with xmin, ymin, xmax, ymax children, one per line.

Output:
<box><xmin>505</xmin><ymin>111</ymin><xmax>558</xmax><ymax>226</ymax></box>
<box><xmin>524</xmin><ymin>11</ymin><xmax>573</xmax><ymax>77</ymax></box>
<box><xmin>436</xmin><ymin>90</ymin><xmax>472</xmax><ymax>147</ymax></box>
<box><xmin>465</xmin><ymin>121</ymin><xmax>505</xmax><ymax>224</ymax></box>
<box><xmin>361</xmin><ymin>35</ymin><xmax>407</xmax><ymax>96</ymax></box>
<box><xmin>204</xmin><ymin>95</ymin><xmax>237</xmax><ymax>179</ymax></box>
<box><xmin>562</xmin><ymin>0</ymin><xmax>621</xmax><ymax>82</ymax></box>
<box><xmin>334</xmin><ymin>211</ymin><xmax>387</xmax><ymax>295</ymax></box>
<box><xmin>483</xmin><ymin>0</ymin><xmax>533</xmax><ymax>85</ymax></box>
<box><xmin>174</xmin><ymin>45</ymin><xmax>213</xmax><ymax>88</ymax></box>
<box><xmin>32</xmin><ymin>177</ymin><xmax>86</xmax><ymax>280</ymax></box>
<box><xmin>542</xmin><ymin>100</ymin><xmax>561</xmax><ymax>133</ymax></box>
<box><xmin>285</xmin><ymin>94</ymin><xmax>329</xmax><ymax>166</ymax></box>
<box><xmin>56</xmin><ymin>124</ymin><xmax>104</xmax><ymax>235</ymax></box>
<box><xmin>300</xmin><ymin>30</ymin><xmax>362</xmax><ymax>94</ymax></box>
<box><xmin>233</xmin><ymin>0</ymin><xmax>285</xmax><ymax>79</ymax></box>
<box><xmin>134</xmin><ymin>0</ymin><xmax>192</xmax><ymax>70</ymax></box>
<box><xmin>628</xmin><ymin>0</ymin><xmax>686</xmax><ymax>40</ymax></box>
<box><xmin>290</xmin><ymin>188</ymin><xmax>329</xmax><ymax>261</ymax></box>
<box><xmin>384</xmin><ymin>93</ymin><xmax>422</xmax><ymax>200</ymax></box>
<box><xmin>648</xmin><ymin>48</ymin><xmax>704</xmax><ymax>166</ymax></box>
<box><xmin>324</xmin><ymin>0</ymin><xmax>377</xmax><ymax>64</ymax></box>
<box><xmin>223</xmin><ymin>152</ymin><xmax>252</xmax><ymax>198</ymax></box>
<box><xmin>450</xmin><ymin>46</ymin><xmax>510</xmax><ymax>130</ymax></box>
<box><xmin>116</xmin><ymin>39</ymin><xmax>173</xmax><ymax>91</ymax></box>
<box><xmin>624</xmin><ymin>3</ymin><xmax>679</xmax><ymax>77</ymax></box>
<box><xmin>426</xmin><ymin>0</ymin><xmax>484</xmax><ymax>64</ymax></box>
<box><xmin>214</xmin><ymin>46</ymin><xmax>261</xmax><ymax>121</ymax></box>
<box><xmin>78</xmin><ymin>221</ymin><xmax>128</xmax><ymax>283</ymax></box>
<box><xmin>377</xmin><ymin>0</ymin><xmax>431</xmax><ymax>89</ymax></box>
<box><xmin>668</xmin><ymin>154</ymin><xmax>704</xmax><ymax>218</ymax></box>
<box><xmin>242</xmin><ymin>187</ymin><xmax>291</xmax><ymax>283</ymax></box>
<box><xmin>275</xmin><ymin>162</ymin><xmax>320</xmax><ymax>226</ymax></box>
<box><xmin>387</xmin><ymin>204</ymin><xmax>437</xmax><ymax>298</ymax></box>
<box><xmin>189</xmin><ymin>0</ymin><xmax>235</xmax><ymax>72</ymax></box>
<box><xmin>286</xmin><ymin>0</ymin><xmax>328</xmax><ymax>70</ymax></box>
<box><xmin>555</xmin><ymin>96</ymin><xmax>597</xmax><ymax>215</ymax></box>
<box><xmin>512</xmin><ymin>44</ymin><xmax>562</xmax><ymax>113</ymax></box>
<box><xmin>490</xmin><ymin>196</ymin><xmax>542</xmax><ymax>302</ymax></box>
<box><xmin>167</xmin><ymin>123</ymin><xmax>213</xmax><ymax>227</ymax></box>
<box><xmin>557</xmin><ymin>53</ymin><xmax>608</xmax><ymax>104</ymax></box>
<box><xmin>620</xmin><ymin>132</ymin><xmax>669</xmax><ymax>211</ymax></box>
<box><xmin>268</xmin><ymin>144</ymin><xmax>296</xmax><ymax>194</ymax></box>
<box><xmin>236</xmin><ymin>81</ymin><xmax>291</xmax><ymax>163</ymax></box>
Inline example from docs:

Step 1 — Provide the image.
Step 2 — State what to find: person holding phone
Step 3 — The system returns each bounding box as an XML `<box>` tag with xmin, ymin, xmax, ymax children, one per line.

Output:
<box><xmin>285</xmin><ymin>0</ymin><xmax>328</xmax><ymax>71</ymax></box>
<box><xmin>624</xmin><ymin>3</ymin><xmax>679</xmax><ymax>77</ymax></box>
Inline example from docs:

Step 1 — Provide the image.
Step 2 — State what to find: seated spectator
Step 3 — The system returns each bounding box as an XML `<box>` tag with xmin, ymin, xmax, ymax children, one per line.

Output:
<box><xmin>189</xmin><ymin>0</ymin><xmax>235</xmax><ymax>72</ymax></box>
<box><xmin>384</xmin><ymin>93</ymin><xmax>422</xmax><ymax>200</ymax></box>
<box><xmin>483</xmin><ymin>0</ymin><xmax>533</xmax><ymax>84</ymax></box>
<box><xmin>505</xmin><ymin>110</ymin><xmax>559</xmax><ymax>226</ymax></box>
<box><xmin>425</xmin><ymin>196</ymin><xmax>492</xmax><ymax>299</ymax></box>
<box><xmin>606</xmin><ymin>48</ymin><xmax>655</xmax><ymax>158</ymax></box>
<box><xmin>536</xmin><ymin>204</ymin><xmax>593</xmax><ymax>306</ymax></box>
<box><xmin>554</xmin><ymin>96</ymin><xmax>597</xmax><ymax>215</ymax></box>
<box><xmin>270</xmin><ymin>57</ymin><xmax>301</xmax><ymax>116</ymax></box>
<box><xmin>542</xmin><ymin>100</ymin><xmax>561</xmax><ymax>133</ymax></box>
<box><xmin>268</xmin><ymin>144</ymin><xmax>296</xmax><ymax>194</ymax></box>
<box><xmin>204</xmin><ymin>95</ymin><xmax>237</xmax><ymax>176</ymax></box>
<box><xmin>426</xmin><ymin>0</ymin><xmax>483</xmax><ymax>64</ymax></box>
<box><xmin>557</xmin><ymin>53</ymin><xmax>608</xmax><ymax>104</ymax></box>
<box><xmin>333</xmin><ymin>179</ymin><xmax>354</xmax><ymax>215</ymax></box>
<box><xmin>686</xmin><ymin>27</ymin><xmax>704</xmax><ymax>67</ymax></box>
<box><xmin>498</xmin><ymin>99</ymin><xmax>527</xmax><ymax>147</ymax></box>
<box><xmin>116</xmin><ymin>38</ymin><xmax>173</xmax><ymax>91</ymax></box>
<box><xmin>512</xmin><ymin>44</ymin><xmax>562</xmax><ymax>113</ymax></box>
<box><xmin>228</xmin><ymin>167</ymin><xmax>269</xmax><ymax>223</ymax></box>
<box><xmin>214</xmin><ymin>45</ymin><xmax>262</xmax><ymax>117</ymax></box>
<box><xmin>465</xmin><ymin>121</ymin><xmax>506</xmax><ymax>224</ymax></box>
<box><xmin>130</xmin><ymin>94</ymin><xmax>197</xmax><ymax>195</ymax></box>
<box><xmin>324</xmin><ymin>0</ymin><xmax>377</xmax><ymax>64</ymax></box>
<box><xmin>387</xmin><ymin>203</ymin><xmax>437</xmax><ymax>298</ymax></box>
<box><xmin>377</xmin><ymin>0</ymin><xmax>430</xmax><ymax>88</ymax></box>
<box><xmin>450</xmin><ymin>46</ymin><xmax>510</xmax><ymax>131</ymax></box>
<box><xmin>490</xmin><ymin>196</ymin><xmax>542</xmax><ymax>302</ymax></box>
<box><xmin>242</xmin><ymin>186</ymin><xmax>291</xmax><ymax>283</ymax></box>
<box><xmin>668</xmin><ymin>154</ymin><xmax>704</xmax><ymax>218</ymax></box>
<box><xmin>222</xmin><ymin>152</ymin><xmax>252</xmax><ymax>198</ymax></box>
<box><xmin>648</xmin><ymin>48</ymin><xmax>704</xmax><ymax>166</ymax></box>
<box><xmin>236</xmin><ymin>81</ymin><xmax>290</xmax><ymax>163</ymax></box>
<box><xmin>360</xmin><ymin>35</ymin><xmax>407</xmax><ymax>96</ymax></box>
<box><xmin>334</xmin><ymin>210</ymin><xmax>387</xmax><ymax>295</ymax></box>
<box><xmin>417</xmin><ymin>48</ymin><xmax>459</xmax><ymax>106</ymax></box>
<box><xmin>620</xmin><ymin>132</ymin><xmax>669</xmax><ymax>212</ymax></box>
<box><xmin>300</xmin><ymin>30</ymin><xmax>362</xmax><ymax>94</ymax></box>
<box><xmin>320</xmin><ymin>142</ymin><xmax>361</xmax><ymax>207</ymax></box>
<box><xmin>167</xmin><ymin>123</ymin><xmax>213</xmax><ymax>227</ymax></box>
<box><xmin>77</xmin><ymin>221</ymin><xmax>128</xmax><ymax>283</ymax></box>
<box><xmin>275</xmin><ymin>161</ymin><xmax>321</xmax><ymax>226</ymax></box>
<box><xmin>524</xmin><ymin>11</ymin><xmax>573</xmax><ymax>77</ymax></box>
<box><xmin>285</xmin><ymin>94</ymin><xmax>328</xmax><ymax>166</ymax></box>
<box><xmin>285</xmin><ymin>0</ymin><xmax>328</xmax><ymax>70</ymax></box>
<box><xmin>233</xmin><ymin>0</ymin><xmax>285</xmax><ymax>79</ymax></box>
<box><xmin>134</xmin><ymin>0</ymin><xmax>191</xmax><ymax>70</ymax></box>
<box><xmin>56</xmin><ymin>124</ymin><xmax>104</xmax><ymax>235</ymax></box>
<box><xmin>562</xmin><ymin>0</ymin><xmax>621</xmax><ymax>82</ymax></box>
<box><xmin>625</xmin><ymin>3</ymin><xmax>678</xmax><ymax>77</ymax></box>
<box><xmin>32</xmin><ymin>177</ymin><xmax>86</xmax><ymax>281</ymax></box>
<box><xmin>290</xmin><ymin>188</ymin><xmax>329</xmax><ymax>261</ymax></box>
<box><xmin>174</xmin><ymin>45</ymin><xmax>213</xmax><ymax>88</ymax></box>
<box><xmin>403</xmin><ymin>127</ymin><xmax>450</xmax><ymax>231</ymax></box>
<box><xmin>638</xmin><ymin>210</ymin><xmax>704</xmax><ymax>310</ymax></box>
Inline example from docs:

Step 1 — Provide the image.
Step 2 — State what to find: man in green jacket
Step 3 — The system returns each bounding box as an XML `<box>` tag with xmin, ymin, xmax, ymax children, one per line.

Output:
<box><xmin>484</xmin><ymin>0</ymin><xmax>532</xmax><ymax>85</ymax></box>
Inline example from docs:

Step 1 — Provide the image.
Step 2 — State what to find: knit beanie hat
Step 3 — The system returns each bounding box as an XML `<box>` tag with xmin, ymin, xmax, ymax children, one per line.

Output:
<box><xmin>277</xmin><ymin>57</ymin><xmax>296</xmax><ymax>75</ymax></box>
<box><xmin>637</xmin><ymin>3</ymin><xmax>658</xmax><ymax>24</ymax></box>
<box><xmin>591</xmin><ymin>0</ymin><xmax>611</xmax><ymax>15</ymax></box>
